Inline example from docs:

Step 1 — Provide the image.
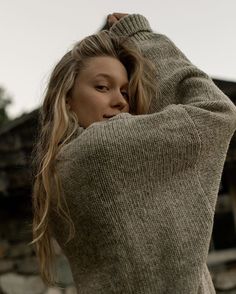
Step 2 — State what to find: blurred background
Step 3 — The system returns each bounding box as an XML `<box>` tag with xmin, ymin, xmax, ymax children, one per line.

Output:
<box><xmin>0</xmin><ymin>0</ymin><xmax>236</xmax><ymax>293</ymax></box>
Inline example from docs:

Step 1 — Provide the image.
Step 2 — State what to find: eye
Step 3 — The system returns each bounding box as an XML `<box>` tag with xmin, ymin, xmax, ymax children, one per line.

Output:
<box><xmin>95</xmin><ymin>85</ymin><xmax>109</xmax><ymax>91</ymax></box>
<box><xmin>121</xmin><ymin>91</ymin><xmax>129</xmax><ymax>100</ymax></box>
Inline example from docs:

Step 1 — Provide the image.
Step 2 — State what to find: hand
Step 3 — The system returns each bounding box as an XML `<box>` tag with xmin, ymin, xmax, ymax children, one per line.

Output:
<box><xmin>107</xmin><ymin>12</ymin><xmax>129</xmax><ymax>28</ymax></box>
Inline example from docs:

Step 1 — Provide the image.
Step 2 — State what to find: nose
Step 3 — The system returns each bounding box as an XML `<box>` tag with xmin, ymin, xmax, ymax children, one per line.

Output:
<box><xmin>111</xmin><ymin>90</ymin><xmax>129</xmax><ymax>110</ymax></box>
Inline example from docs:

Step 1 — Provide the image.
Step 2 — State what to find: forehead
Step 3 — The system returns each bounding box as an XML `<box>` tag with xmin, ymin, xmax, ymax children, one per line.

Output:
<box><xmin>79</xmin><ymin>56</ymin><xmax>128</xmax><ymax>82</ymax></box>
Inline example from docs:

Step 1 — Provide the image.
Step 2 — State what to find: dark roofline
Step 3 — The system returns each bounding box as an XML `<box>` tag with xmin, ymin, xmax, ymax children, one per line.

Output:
<box><xmin>0</xmin><ymin>108</ymin><xmax>39</xmax><ymax>137</ymax></box>
<box><xmin>213</xmin><ymin>78</ymin><xmax>236</xmax><ymax>100</ymax></box>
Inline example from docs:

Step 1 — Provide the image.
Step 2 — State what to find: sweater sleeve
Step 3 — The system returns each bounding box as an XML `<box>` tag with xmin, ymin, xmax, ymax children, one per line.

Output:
<box><xmin>110</xmin><ymin>14</ymin><xmax>236</xmax><ymax>210</ymax></box>
<box><xmin>51</xmin><ymin>16</ymin><xmax>236</xmax><ymax>292</ymax></box>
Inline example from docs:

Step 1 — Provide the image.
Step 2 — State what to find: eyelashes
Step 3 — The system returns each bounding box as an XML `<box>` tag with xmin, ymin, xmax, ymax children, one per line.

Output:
<box><xmin>95</xmin><ymin>85</ymin><xmax>109</xmax><ymax>91</ymax></box>
<box><xmin>121</xmin><ymin>91</ymin><xmax>129</xmax><ymax>100</ymax></box>
<box><xmin>95</xmin><ymin>85</ymin><xmax>129</xmax><ymax>100</ymax></box>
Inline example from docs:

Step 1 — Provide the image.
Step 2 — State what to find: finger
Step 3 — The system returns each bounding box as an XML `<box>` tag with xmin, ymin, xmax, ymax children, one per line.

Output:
<box><xmin>107</xmin><ymin>14</ymin><xmax>119</xmax><ymax>27</ymax></box>
<box><xmin>112</xmin><ymin>12</ymin><xmax>129</xmax><ymax>20</ymax></box>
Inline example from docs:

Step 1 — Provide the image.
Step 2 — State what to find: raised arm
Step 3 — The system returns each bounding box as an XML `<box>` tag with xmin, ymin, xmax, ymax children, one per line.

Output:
<box><xmin>109</xmin><ymin>14</ymin><xmax>236</xmax><ymax>126</ymax></box>
<box><xmin>109</xmin><ymin>14</ymin><xmax>236</xmax><ymax>207</ymax></box>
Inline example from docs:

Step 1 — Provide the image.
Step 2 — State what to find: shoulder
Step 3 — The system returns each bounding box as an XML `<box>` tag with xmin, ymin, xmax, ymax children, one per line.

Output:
<box><xmin>55</xmin><ymin>126</ymin><xmax>85</xmax><ymax>162</ymax></box>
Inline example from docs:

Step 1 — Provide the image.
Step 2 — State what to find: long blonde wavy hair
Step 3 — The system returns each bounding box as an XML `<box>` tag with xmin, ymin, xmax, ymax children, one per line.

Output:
<box><xmin>29</xmin><ymin>30</ymin><xmax>156</xmax><ymax>286</ymax></box>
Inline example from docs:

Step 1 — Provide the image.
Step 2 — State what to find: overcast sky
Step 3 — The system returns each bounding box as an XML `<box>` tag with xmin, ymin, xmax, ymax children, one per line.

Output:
<box><xmin>1</xmin><ymin>0</ymin><xmax>236</xmax><ymax>119</ymax></box>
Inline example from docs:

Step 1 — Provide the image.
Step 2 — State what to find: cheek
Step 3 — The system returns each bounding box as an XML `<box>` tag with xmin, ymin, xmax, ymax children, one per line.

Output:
<box><xmin>71</xmin><ymin>85</ymin><xmax>107</xmax><ymax>116</ymax></box>
<box><xmin>71</xmin><ymin>88</ymin><xmax>94</xmax><ymax>110</ymax></box>
<box><xmin>88</xmin><ymin>92</ymin><xmax>107</xmax><ymax>109</ymax></box>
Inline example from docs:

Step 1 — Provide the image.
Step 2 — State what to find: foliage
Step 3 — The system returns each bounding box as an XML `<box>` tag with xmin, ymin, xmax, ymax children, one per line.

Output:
<box><xmin>0</xmin><ymin>87</ymin><xmax>12</xmax><ymax>127</ymax></box>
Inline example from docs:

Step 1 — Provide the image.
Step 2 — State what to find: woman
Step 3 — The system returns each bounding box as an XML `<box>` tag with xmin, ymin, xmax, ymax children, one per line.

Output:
<box><xmin>30</xmin><ymin>13</ymin><xmax>236</xmax><ymax>293</ymax></box>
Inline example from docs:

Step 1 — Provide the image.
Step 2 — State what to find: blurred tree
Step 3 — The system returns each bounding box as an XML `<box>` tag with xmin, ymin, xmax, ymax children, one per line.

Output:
<box><xmin>0</xmin><ymin>86</ymin><xmax>12</xmax><ymax>127</ymax></box>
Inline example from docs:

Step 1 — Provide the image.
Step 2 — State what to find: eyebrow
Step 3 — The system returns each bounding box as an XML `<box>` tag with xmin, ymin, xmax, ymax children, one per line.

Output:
<box><xmin>94</xmin><ymin>73</ymin><xmax>129</xmax><ymax>86</ymax></box>
<box><xmin>94</xmin><ymin>73</ymin><xmax>111</xmax><ymax>78</ymax></box>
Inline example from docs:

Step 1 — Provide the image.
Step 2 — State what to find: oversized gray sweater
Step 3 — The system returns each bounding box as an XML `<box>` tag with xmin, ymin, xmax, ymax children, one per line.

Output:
<box><xmin>50</xmin><ymin>14</ymin><xmax>236</xmax><ymax>293</ymax></box>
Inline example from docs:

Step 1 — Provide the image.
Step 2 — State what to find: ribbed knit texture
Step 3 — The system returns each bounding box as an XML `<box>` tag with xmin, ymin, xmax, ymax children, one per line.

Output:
<box><xmin>50</xmin><ymin>14</ymin><xmax>236</xmax><ymax>294</ymax></box>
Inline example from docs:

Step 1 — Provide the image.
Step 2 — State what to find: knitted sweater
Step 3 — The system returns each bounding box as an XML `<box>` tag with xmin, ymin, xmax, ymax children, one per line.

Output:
<box><xmin>50</xmin><ymin>14</ymin><xmax>236</xmax><ymax>294</ymax></box>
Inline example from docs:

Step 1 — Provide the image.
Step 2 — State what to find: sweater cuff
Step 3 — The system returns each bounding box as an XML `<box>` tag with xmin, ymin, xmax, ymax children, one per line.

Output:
<box><xmin>109</xmin><ymin>14</ymin><xmax>153</xmax><ymax>41</ymax></box>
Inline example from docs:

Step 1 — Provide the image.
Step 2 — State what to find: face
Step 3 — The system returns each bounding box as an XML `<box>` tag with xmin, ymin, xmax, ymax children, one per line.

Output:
<box><xmin>67</xmin><ymin>56</ymin><xmax>130</xmax><ymax>128</ymax></box>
